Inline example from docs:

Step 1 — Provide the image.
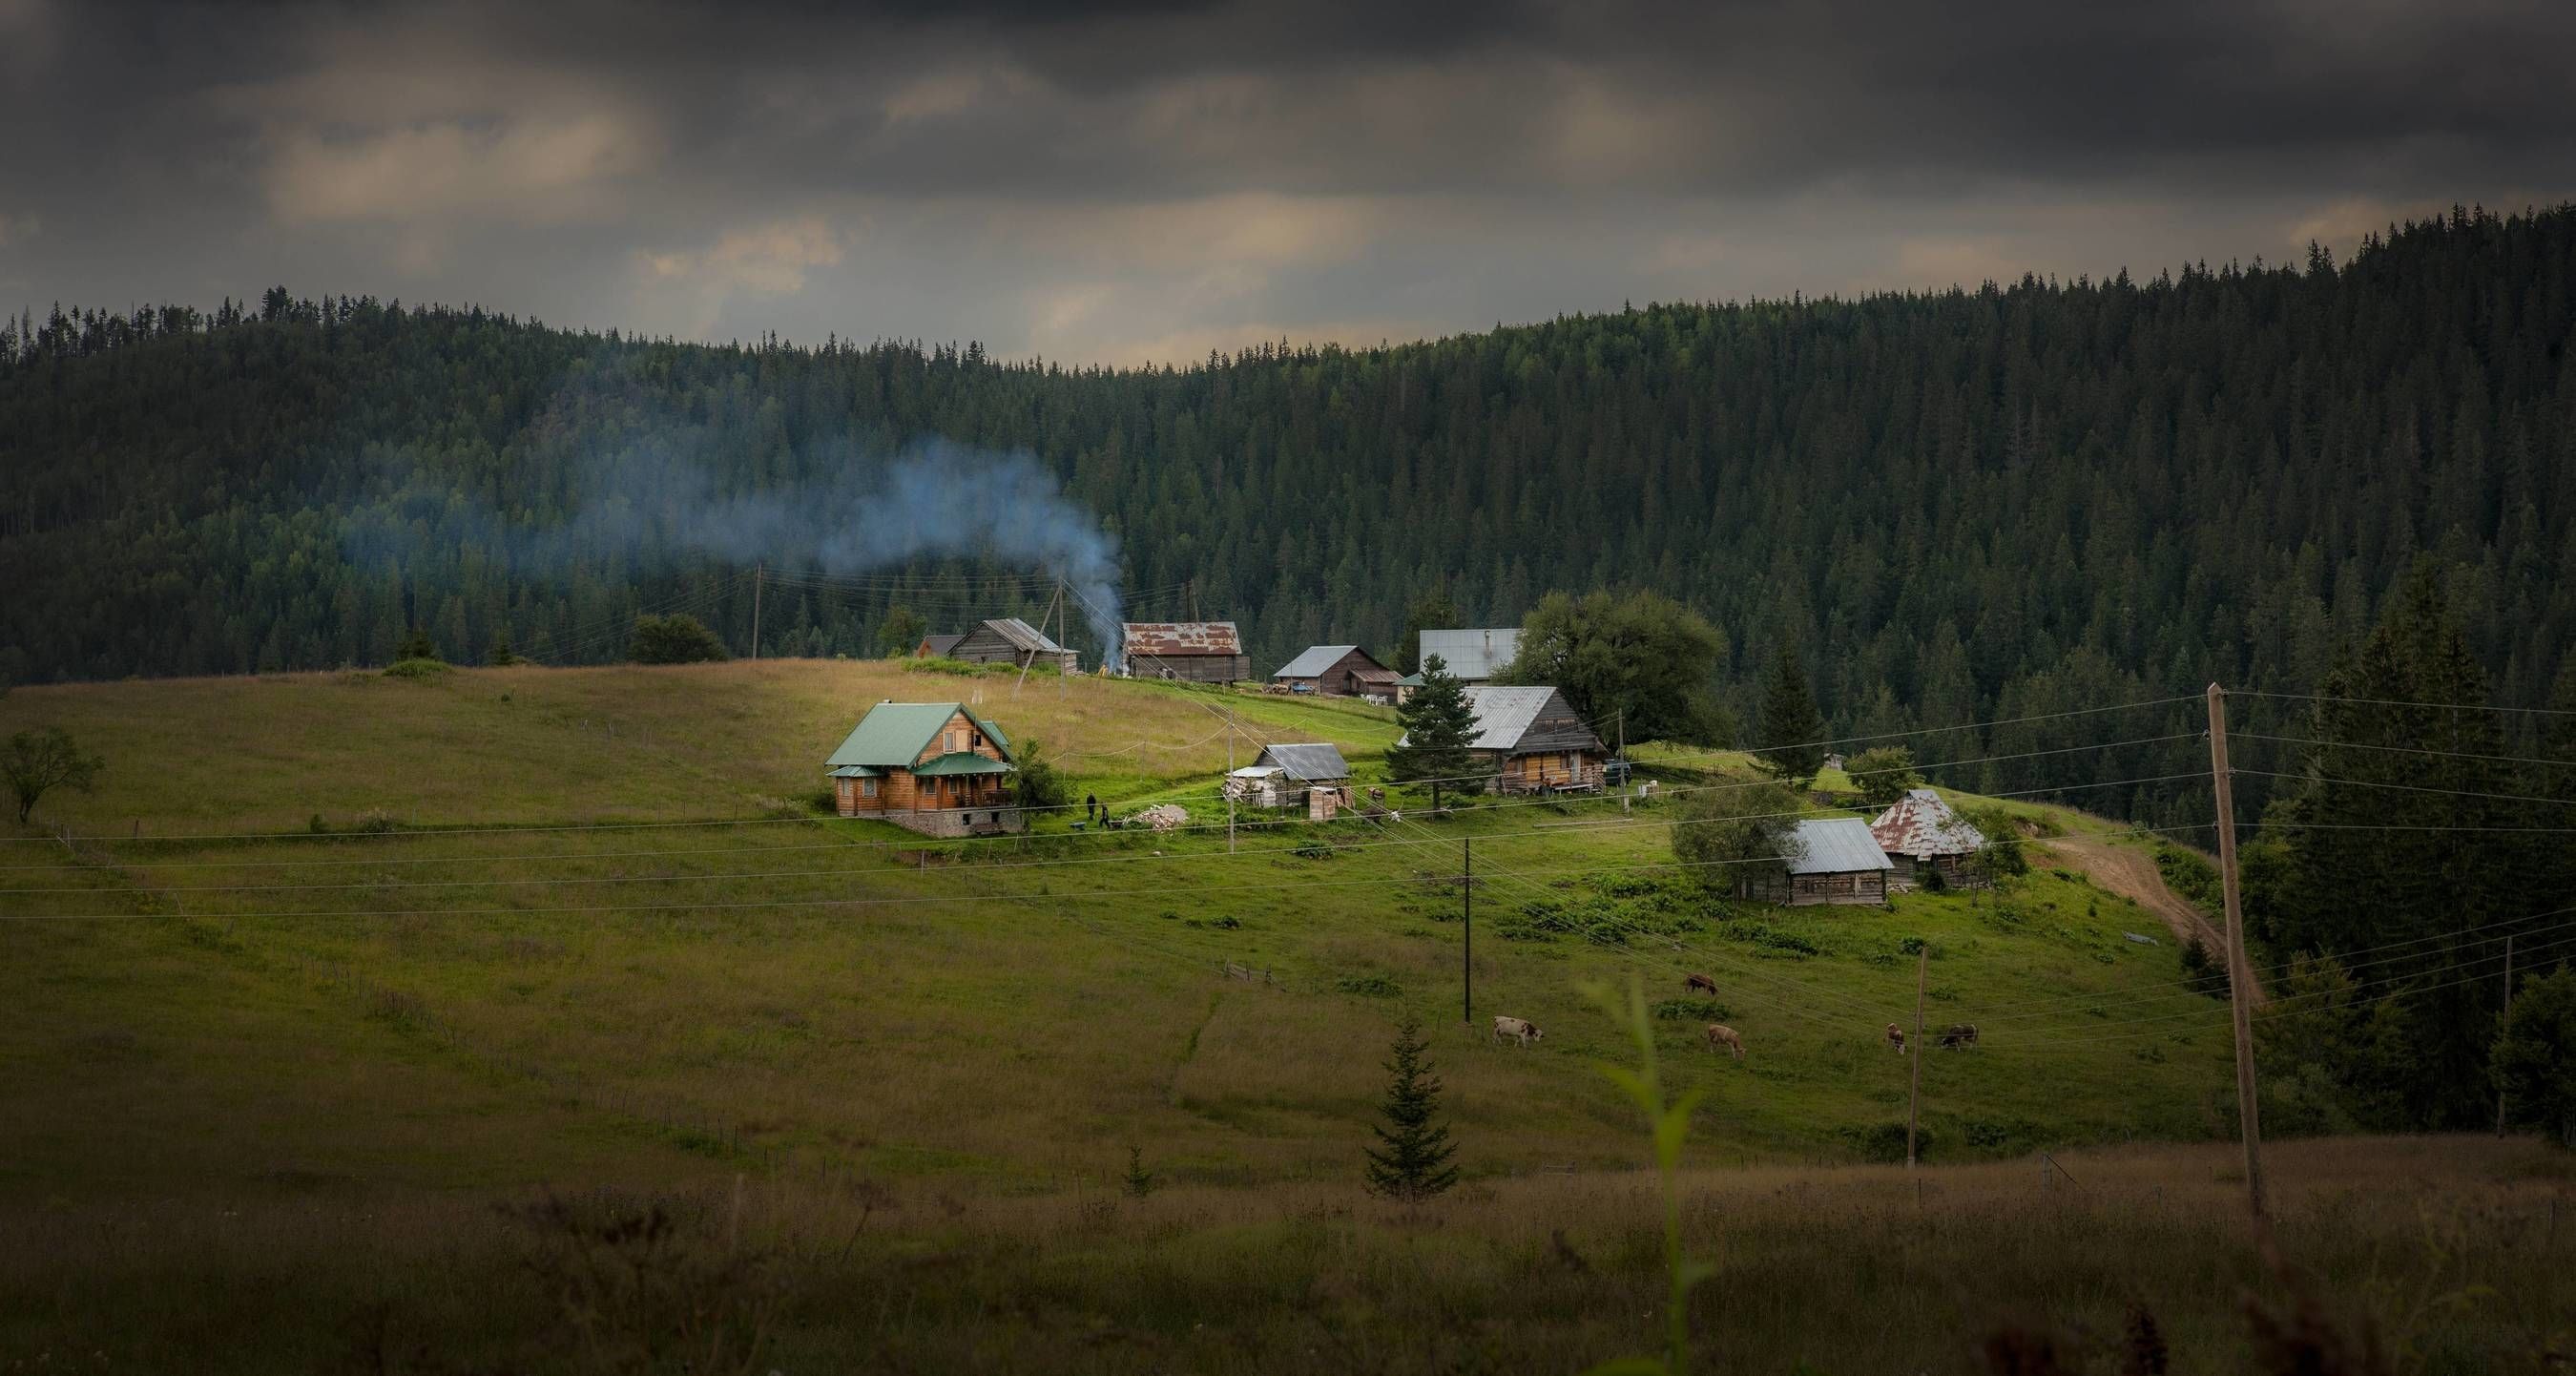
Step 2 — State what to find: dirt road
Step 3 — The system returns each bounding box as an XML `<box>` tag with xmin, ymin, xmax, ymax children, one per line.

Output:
<box><xmin>2043</xmin><ymin>834</ymin><xmax>2267</xmax><ymax>1005</ymax></box>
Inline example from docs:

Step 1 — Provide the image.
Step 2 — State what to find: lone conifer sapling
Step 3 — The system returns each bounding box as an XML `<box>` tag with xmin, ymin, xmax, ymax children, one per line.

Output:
<box><xmin>1364</xmin><ymin>1016</ymin><xmax>1460</xmax><ymax>1201</ymax></box>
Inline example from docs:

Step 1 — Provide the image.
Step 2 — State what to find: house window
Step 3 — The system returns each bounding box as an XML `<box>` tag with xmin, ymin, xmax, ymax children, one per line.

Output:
<box><xmin>861</xmin><ymin>779</ymin><xmax>878</xmax><ymax>798</ymax></box>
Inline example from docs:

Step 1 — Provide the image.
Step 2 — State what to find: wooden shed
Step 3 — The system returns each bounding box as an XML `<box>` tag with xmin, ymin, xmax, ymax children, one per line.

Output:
<box><xmin>948</xmin><ymin>617</ymin><xmax>1078</xmax><ymax>672</ymax></box>
<box><xmin>1740</xmin><ymin>818</ymin><xmax>1896</xmax><ymax>907</ymax></box>
<box><xmin>824</xmin><ymin>700</ymin><xmax>1024</xmax><ymax>837</ymax></box>
<box><xmin>1120</xmin><ymin>622</ymin><xmax>1251</xmax><ymax>682</ymax></box>
<box><xmin>913</xmin><ymin>633</ymin><xmax>966</xmax><ymax>659</ymax></box>
<box><xmin>1869</xmin><ymin>788</ymin><xmax>1989</xmax><ymax>887</ymax></box>
<box><xmin>1271</xmin><ymin>645</ymin><xmax>1399</xmax><ymax>699</ymax></box>
<box><xmin>1223</xmin><ymin>742</ymin><xmax>1354</xmax><ymax>816</ymax></box>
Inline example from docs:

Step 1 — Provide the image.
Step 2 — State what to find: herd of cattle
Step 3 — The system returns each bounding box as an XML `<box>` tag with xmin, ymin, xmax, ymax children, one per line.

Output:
<box><xmin>1486</xmin><ymin>976</ymin><xmax>1983</xmax><ymax>1060</ymax></box>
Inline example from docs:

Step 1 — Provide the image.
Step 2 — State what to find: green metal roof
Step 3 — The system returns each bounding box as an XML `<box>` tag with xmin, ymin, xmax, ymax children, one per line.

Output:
<box><xmin>909</xmin><ymin>752</ymin><xmax>1015</xmax><ymax>777</ymax></box>
<box><xmin>824</xmin><ymin>701</ymin><xmax>1014</xmax><ymax>771</ymax></box>
<box><xmin>825</xmin><ymin>764</ymin><xmax>882</xmax><ymax>779</ymax></box>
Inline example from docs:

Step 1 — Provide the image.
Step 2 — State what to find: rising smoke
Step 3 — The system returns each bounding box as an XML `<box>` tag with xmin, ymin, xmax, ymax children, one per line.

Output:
<box><xmin>345</xmin><ymin>435</ymin><xmax>1126</xmax><ymax>658</ymax></box>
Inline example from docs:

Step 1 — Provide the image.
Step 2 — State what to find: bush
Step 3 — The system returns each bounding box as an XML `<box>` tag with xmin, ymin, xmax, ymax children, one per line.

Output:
<box><xmin>382</xmin><ymin>657</ymin><xmax>451</xmax><ymax>679</ymax></box>
<box><xmin>630</xmin><ymin>613</ymin><xmax>729</xmax><ymax>664</ymax></box>
<box><xmin>1012</xmin><ymin>740</ymin><xmax>1071</xmax><ymax>810</ymax></box>
<box><xmin>1652</xmin><ymin>997</ymin><xmax>1731</xmax><ymax>1022</ymax></box>
<box><xmin>1839</xmin><ymin>1120</ymin><xmax>1930</xmax><ymax>1164</ymax></box>
<box><xmin>1335</xmin><ymin>974</ymin><xmax>1402</xmax><ymax>997</ymax></box>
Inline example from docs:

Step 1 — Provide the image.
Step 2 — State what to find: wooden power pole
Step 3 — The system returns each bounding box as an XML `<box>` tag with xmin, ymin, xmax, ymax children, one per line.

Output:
<box><xmin>2205</xmin><ymin>683</ymin><xmax>2269</xmax><ymax>1220</ymax></box>
<box><xmin>1906</xmin><ymin>947</ymin><xmax>1927</xmax><ymax>1168</ymax></box>
<box><xmin>751</xmin><ymin>562</ymin><xmax>763</xmax><ymax>660</ymax></box>
<box><xmin>1462</xmin><ymin>838</ymin><xmax>1474</xmax><ymax>1026</ymax></box>
<box><xmin>2498</xmin><ymin>934</ymin><xmax>2515</xmax><ymax>1136</ymax></box>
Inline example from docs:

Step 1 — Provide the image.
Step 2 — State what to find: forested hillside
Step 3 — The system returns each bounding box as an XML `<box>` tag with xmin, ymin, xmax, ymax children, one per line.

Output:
<box><xmin>6</xmin><ymin>206</ymin><xmax>2573</xmax><ymax>807</ymax></box>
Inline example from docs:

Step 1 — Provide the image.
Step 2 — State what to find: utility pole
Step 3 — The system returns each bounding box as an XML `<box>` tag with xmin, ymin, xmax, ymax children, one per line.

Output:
<box><xmin>1618</xmin><ymin>709</ymin><xmax>1629</xmax><ymax>813</ymax></box>
<box><xmin>2206</xmin><ymin>683</ymin><xmax>2269</xmax><ymax>1220</ymax></box>
<box><xmin>1013</xmin><ymin>581</ymin><xmax>1064</xmax><ymax>697</ymax></box>
<box><xmin>1906</xmin><ymin>946</ymin><xmax>1926</xmax><ymax>1168</ymax></box>
<box><xmin>2498</xmin><ymin>934</ymin><xmax>2515</xmax><ymax>1137</ymax></box>
<box><xmin>1226</xmin><ymin>703</ymin><xmax>1236</xmax><ymax>854</ymax></box>
<box><xmin>1462</xmin><ymin>837</ymin><xmax>1473</xmax><ymax>1025</ymax></box>
<box><xmin>751</xmin><ymin>562</ymin><xmax>763</xmax><ymax>660</ymax></box>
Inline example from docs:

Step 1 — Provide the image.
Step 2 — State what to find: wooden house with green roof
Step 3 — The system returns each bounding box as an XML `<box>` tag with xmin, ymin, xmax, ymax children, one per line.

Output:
<box><xmin>824</xmin><ymin>700</ymin><xmax>1023</xmax><ymax>836</ymax></box>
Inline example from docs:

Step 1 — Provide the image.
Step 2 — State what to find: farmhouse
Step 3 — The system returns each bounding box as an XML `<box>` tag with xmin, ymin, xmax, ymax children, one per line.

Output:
<box><xmin>1742</xmin><ymin>817</ymin><xmax>1896</xmax><ymax>907</ymax></box>
<box><xmin>1272</xmin><ymin>645</ymin><xmax>1398</xmax><ymax>699</ymax></box>
<box><xmin>1459</xmin><ymin>685</ymin><xmax>1606</xmax><ymax>794</ymax></box>
<box><xmin>946</xmin><ymin>617</ymin><xmax>1078</xmax><ymax>672</ymax></box>
<box><xmin>1419</xmin><ymin>628</ymin><xmax>1523</xmax><ymax>682</ymax></box>
<box><xmin>914</xmin><ymin>633</ymin><xmax>965</xmax><ymax>659</ymax></box>
<box><xmin>1223</xmin><ymin>742</ymin><xmax>1354</xmax><ymax>818</ymax></box>
<box><xmin>1121</xmin><ymin>621</ymin><xmax>1251</xmax><ymax>682</ymax></box>
<box><xmin>1870</xmin><ymin>788</ymin><xmax>1989</xmax><ymax>886</ymax></box>
<box><xmin>823</xmin><ymin>700</ymin><xmax>1024</xmax><ymax>837</ymax></box>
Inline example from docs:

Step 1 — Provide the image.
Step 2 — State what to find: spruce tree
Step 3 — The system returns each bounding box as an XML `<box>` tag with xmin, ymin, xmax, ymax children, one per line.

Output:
<box><xmin>1755</xmin><ymin>642</ymin><xmax>1826</xmax><ymax>785</ymax></box>
<box><xmin>394</xmin><ymin>625</ymin><xmax>439</xmax><ymax>663</ymax></box>
<box><xmin>1386</xmin><ymin>655</ymin><xmax>1482</xmax><ymax>808</ymax></box>
<box><xmin>1363</xmin><ymin>1016</ymin><xmax>1459</xmax><ymax>1201</ymax></box>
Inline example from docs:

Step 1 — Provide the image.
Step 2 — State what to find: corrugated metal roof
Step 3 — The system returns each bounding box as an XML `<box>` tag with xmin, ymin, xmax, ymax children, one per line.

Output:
<box><xmin>1419</xmin><ymin>628</ymin><xmax>1521</xmax><ymax>679</ymax></box>
<box><xmin>1459</xmin><ymin>685</ymin><xmax>1552</xmax><ymax>750</ymax></box>
<box><xmin>982</xmin><ymin>617</ymin><xmax>1066</xmax><ymax>655</ymax></box>
<box><xmin>824</xmin><ymin>701</ymin><xmax>1012</xmax><ymax>770</ymax></box>
<box><xmin>1274</xmin><ymin>644</ymin><xmax>1361</xmax><ymax>678</ymax></box>
<box><xmin>910</xmin><ymin>752</ymin><xmax>1015</xmax><ymax>777</ymax></box>
<box><xmin>1122</xmin><ymin>622</ymin><xmax>1242</xmax><ymax>656</ymax></box>
<box><xmin>1257</xmin><ymin>742</ymin><xmax>1351</xmax><ymax>781</ymax></box>
<box><xmin>1788</xmin><ymin>818</ymin><xmax>1895</xmax><ymax>875</ymax></box>
<box><xmin>825</xmin><ymin>764</ymin><xmax>882</xmax><ymax>779</ymax></box>
<box><xmin>1869</xmin><ymin>789</ymin><xmax>1987</xmax><ymax>859</ymax></box>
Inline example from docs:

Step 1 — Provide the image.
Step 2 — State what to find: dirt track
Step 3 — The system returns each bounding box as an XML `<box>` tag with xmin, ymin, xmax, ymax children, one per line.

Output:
<box><xmin>2042</xmin><ymin>834</ymin><xmax>2267</xmax><ymax>1005</ymax></box>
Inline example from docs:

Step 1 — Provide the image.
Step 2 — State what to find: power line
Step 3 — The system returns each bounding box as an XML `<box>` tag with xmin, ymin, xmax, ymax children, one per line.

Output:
<box><xmin>2235</xmin><ymin>689</ymin><xmax>2576</xmax><ymax>718</ymax></box>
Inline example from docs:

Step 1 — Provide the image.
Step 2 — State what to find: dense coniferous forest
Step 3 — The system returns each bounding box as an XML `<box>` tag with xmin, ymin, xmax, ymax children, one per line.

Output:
<box><xmin>6</xmin><ymin>206</ymin><xmax>2574</xmax><ymax>830</ymax></box>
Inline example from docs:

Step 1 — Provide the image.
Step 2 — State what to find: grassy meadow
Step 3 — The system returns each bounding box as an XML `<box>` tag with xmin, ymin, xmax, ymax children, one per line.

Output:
<box><xmin>3</xmin><ymin>659</ymin><xmax>2567</xmax><ymax>1371</ymax></box>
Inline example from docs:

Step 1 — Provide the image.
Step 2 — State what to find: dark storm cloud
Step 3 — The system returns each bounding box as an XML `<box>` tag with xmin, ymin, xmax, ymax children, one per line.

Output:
<box><xmin>2</xmin><ymin>0</ymin><xmax>2570</xmax><ymax>359</ymax></box>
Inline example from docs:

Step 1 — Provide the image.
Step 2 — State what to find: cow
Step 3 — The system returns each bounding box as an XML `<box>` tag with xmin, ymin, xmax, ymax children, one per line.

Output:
<box><xmin>1704</xmin><ymin>1024</ymin><xmax>1745</xmax><ymax>1061</ymax></box>
<box><xmin>1684</xmin><ymin>972</ymin><xmax>1719</xmax><ymax>997</ymax></box>
<box><xmin>1885</xmin><ymin>1022</ymin><xmax>1907</xmax><ymax>1053</ymax></box>
<box><xmin>1940</xmin><ymin>1022</ymin><xmax>1980</xmax><ymax>1050</ymax></box>
<box><xmin>1492</xmin><ymin>1015</ymin><xmax>1543</xmax><ymax>1047</ymax></box>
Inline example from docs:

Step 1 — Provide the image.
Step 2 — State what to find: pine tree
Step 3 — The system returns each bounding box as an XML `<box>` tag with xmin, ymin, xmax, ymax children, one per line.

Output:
<box><xmin>1386</xmin><ymin>655</ymin><xmax>1482</xmax><ymax>808</ymax></box>
<box><xmin>1755</xmin><ymin>642</ymin><xmax>1826</xmax><ymax>785</ymax></box>
<box><xmin>1363</xmin><ymin>1016</ymin><xmax>1459</xmax><ymax>1201</ymax></box>
<box><xmin>395</xmin><ymin>625</ymin><xmax>439</xmax><ymax>662</ymax></box>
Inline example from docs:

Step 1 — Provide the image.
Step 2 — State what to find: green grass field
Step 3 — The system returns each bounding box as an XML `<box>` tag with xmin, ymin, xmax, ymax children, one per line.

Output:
<box><xmin>3</xmin><ymin>661</ymin><xmax>2565</xmax><ymax>1372</ymax></box>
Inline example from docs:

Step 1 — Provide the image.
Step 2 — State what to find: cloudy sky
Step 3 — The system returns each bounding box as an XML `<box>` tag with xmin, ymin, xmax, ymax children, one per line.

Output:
<box><xmin>4</xmin><ymin>0</ymin><xmax>2571</xmax><ymax>364</ymax></box>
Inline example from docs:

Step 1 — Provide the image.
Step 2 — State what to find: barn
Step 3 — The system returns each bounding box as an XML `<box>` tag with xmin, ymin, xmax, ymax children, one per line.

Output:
<box><xmin>1224</xmin><ymin>742</ymin><xmax>1354</xmax><ymax>817</ymax></box>
<box><xmin>1120</xmin><ymin>622</ymin><xmax>1251</xmax><ymax>682</ymax></box>
<box><xmin>1456</xmin><ymin>685</ymin><xmax>1607</xmax><ymax>794</ymax></box>
<box><xmin>824</xmin><ymin>700</ymin><xmax>1024</xmax><ymax>837</ymax></box>
<box><xmin>1271</xmin><ymin>645</ymin><xmax>1398</xmax><ymax>699</ymax></box>
<box><xmin>1419</xmin><ymin>628</ymin><xmax>1523</xmax><ymax>682</ymax></box>
<box><xmin>1869</xmin><ymin>788</ymin><xmax>1989</xmax><ymax>886</ymax></box>
<box><xmin>914</xmin><ymin>633</ymin><xmax>966</xmax><ymax>659</ymax></box>
<box><xmin>1742</xmin><ymin>817</ymin><xmax>1896</xmax><ymax>907</ymax></box>
<box><xmin>947</xmin><ymin>617</ymin><xmax>1078</xmax><ymax>672</ymax></box>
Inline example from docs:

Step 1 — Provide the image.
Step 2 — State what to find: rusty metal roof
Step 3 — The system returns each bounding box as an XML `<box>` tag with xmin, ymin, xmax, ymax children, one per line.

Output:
<box><xmin>1121</xmin><ymin>621</ymin><xmax>1242</xmax><ymax>656</ymax></box>
<box><xmin>1870</xmin><ymin>788</ymin><xmax>1987</xmax><ymax>859</ymax></box>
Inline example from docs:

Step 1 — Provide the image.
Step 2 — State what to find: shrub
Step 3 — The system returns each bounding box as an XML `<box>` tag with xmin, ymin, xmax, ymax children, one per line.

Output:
<box><xmin>382</xmin><ymin>657</ymin><xmax>451</xmax><ymax>679</ymax></box>
<box><xmin>630</xmin><ymin>613</ymin><xmax>729</xmax><ymax>664</ymax></box>
<box><xmin>1839</xmin><ymin>1120</ymin><xmax>1931</xmax><ymax>1164</ymax></box>
<box><xmin>1011</xmin><ymin>740</ymin><xmax>1071</xmax><ymax>811</ymax></box>
<box><xmin>1335</xmin><ymin>974</ymin><xmax>1402</xmax><ymax>997</ymax></box>
<box><xmin>1652</xmin><ymin>997</ymin><xmax>1731</xmax><ymax>1022</ymax></box>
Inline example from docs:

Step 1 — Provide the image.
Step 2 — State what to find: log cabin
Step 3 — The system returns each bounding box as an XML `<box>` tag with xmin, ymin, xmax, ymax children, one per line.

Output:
<box><xmin>1458</xmin><ymin>685</ymin><xmax>1607</xmax><ymax>794</ymax></box>
<box><xmin>1270</xmin><ymin>645</ymin><xmax>1399</xmax><ymax>699</ymax></box>
<box><xmin>1119</xmin><ymin>622</ymin><xmax>1251</xmax><ymax>682</ymax></box>
<box><xmin>1740</xmin><ymin>818</ymin><xmax>1897</xmax><ymax>906</ymax></box>
<box><xmin>824</xmin><ymin>700</ymin><xmax>1023</xmax><ymax>837</ymax></box>
<box><xmin>1869</xmin><ymin>788</ymin><xmax>1990</xmax><ymax>887</ymax></box>
<box><xmin>947</xmin><ymin>617</ymin><xmax>1078</xmax><ymax>672</ymax></box>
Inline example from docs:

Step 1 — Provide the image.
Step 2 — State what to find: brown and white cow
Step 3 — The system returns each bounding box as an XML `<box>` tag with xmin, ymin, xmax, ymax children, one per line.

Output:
<box><xmin>1704</xmin><ymin>1024</ymin><xmax>1745</xmax><ymax>1060</ymax></box>
<box><xmin>1684</xmin><ymin>972</ymin><xmax>1719</xmax><ymax>997</ymax></box>
<box><xmin>1492</xmin><ymin>1015</ymin><xmax>1543</xmax><ymax>1047</ymax></box>
<box><xmin>1885</xmin><ymin>1022</ymin><xmax>1907</xmax><ymax>1053</ymax></box>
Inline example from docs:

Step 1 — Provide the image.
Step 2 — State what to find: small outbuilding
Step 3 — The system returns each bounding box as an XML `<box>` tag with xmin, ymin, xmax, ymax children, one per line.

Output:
<box><xmin>824</xmin><ymin>700</ymin><xmax>1024</xmax><ymax>837</ymax></box>
<box><xmin>1120</xmin><ymin>622</ymin><xmax>1251</xmax><ymax>682</ymax></box>
<box><xmin>1419</xmin><ymin>628</ymin><xmax>1523</xmax><ymax>683</ymax></box>
<box><xmin>914</xmin><ymin>633</ymin><xmax>966</xmax><ymax>659</ymax></box>
<box><xmin>1869</xmin><ymin>788</ymin><xmax>1989</xmax><ymax>887</ymax></box>
<box><xmin>1224</xmin><ymin>742</ymin><xmax>1354</xmax><ymax>818</ymax></box>
<box><xmin>1740</xmin><ymin>818</ymin><xmax>1896</xmax><ymax>907</ymax></box>
<box><xmin>948</xmin><ymin>617</ymin><xmax>1078</xmax><ymax>672</ymax></box>
<box><xmin>1271</xmin><ymin>645</ymin><xmax>1398</xmax><ymax>699</ymax></box>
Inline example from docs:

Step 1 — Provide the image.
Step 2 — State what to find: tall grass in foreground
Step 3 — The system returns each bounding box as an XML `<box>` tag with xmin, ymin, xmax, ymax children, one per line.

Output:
<box><xmin>1584</xmin><ymin>978</ymin><xmax>1714</xmax><ymax>1376</ymax></box>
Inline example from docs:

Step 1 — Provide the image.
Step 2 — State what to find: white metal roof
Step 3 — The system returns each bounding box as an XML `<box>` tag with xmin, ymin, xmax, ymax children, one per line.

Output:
<box><xmin>1257</xmin><ymin>742</ymin><xmax>1352</xmax><ymax>781</ymax></box>
<box><xmin>1458</xmin><ymin>685</ymin><xmax>1556</xmax><ymax>751</ymax></box>
<box><xmin>1419</xmin><ymin>628</ymin><xmax>1522</xmax><ymax>679</ymax></box>
<box><xmin>1788</xmin><ymin>818</ymin><xmax>1896</xmax><ymax>875</ymax></box>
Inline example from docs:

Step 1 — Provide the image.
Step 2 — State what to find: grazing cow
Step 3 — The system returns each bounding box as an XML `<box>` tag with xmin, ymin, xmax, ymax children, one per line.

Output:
<box><xmin>1684</xmin><ymin>972</ymin><xmax>1719</xmax><ymax>997</ymax></box>
<box><xmin>1704</xmin><ymin>1024</ymin><xmax>1745</xmax><ymax>1060</ymax></box>
<box><xmin>1941</xmin><ymin>1022</ymin><xmax>1980</xmax><ymax>1050</ymax></box>
<box><xmin>1885</xmin><ymin>1022</ymin><xmax>1907</xmax><ymax>1053</ymax></box>
<box><xmin>1492</xmin><ymin>1015</ymin><xmax>1543</xmax><ymax>1047</ymax></box>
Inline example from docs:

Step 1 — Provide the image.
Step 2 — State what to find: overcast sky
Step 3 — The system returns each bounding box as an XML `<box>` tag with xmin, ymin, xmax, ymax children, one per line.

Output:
<box><xmin>4</xmin><ymin>0</ymin><xmax>2571</xmax><ymax>364</ymax></box>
